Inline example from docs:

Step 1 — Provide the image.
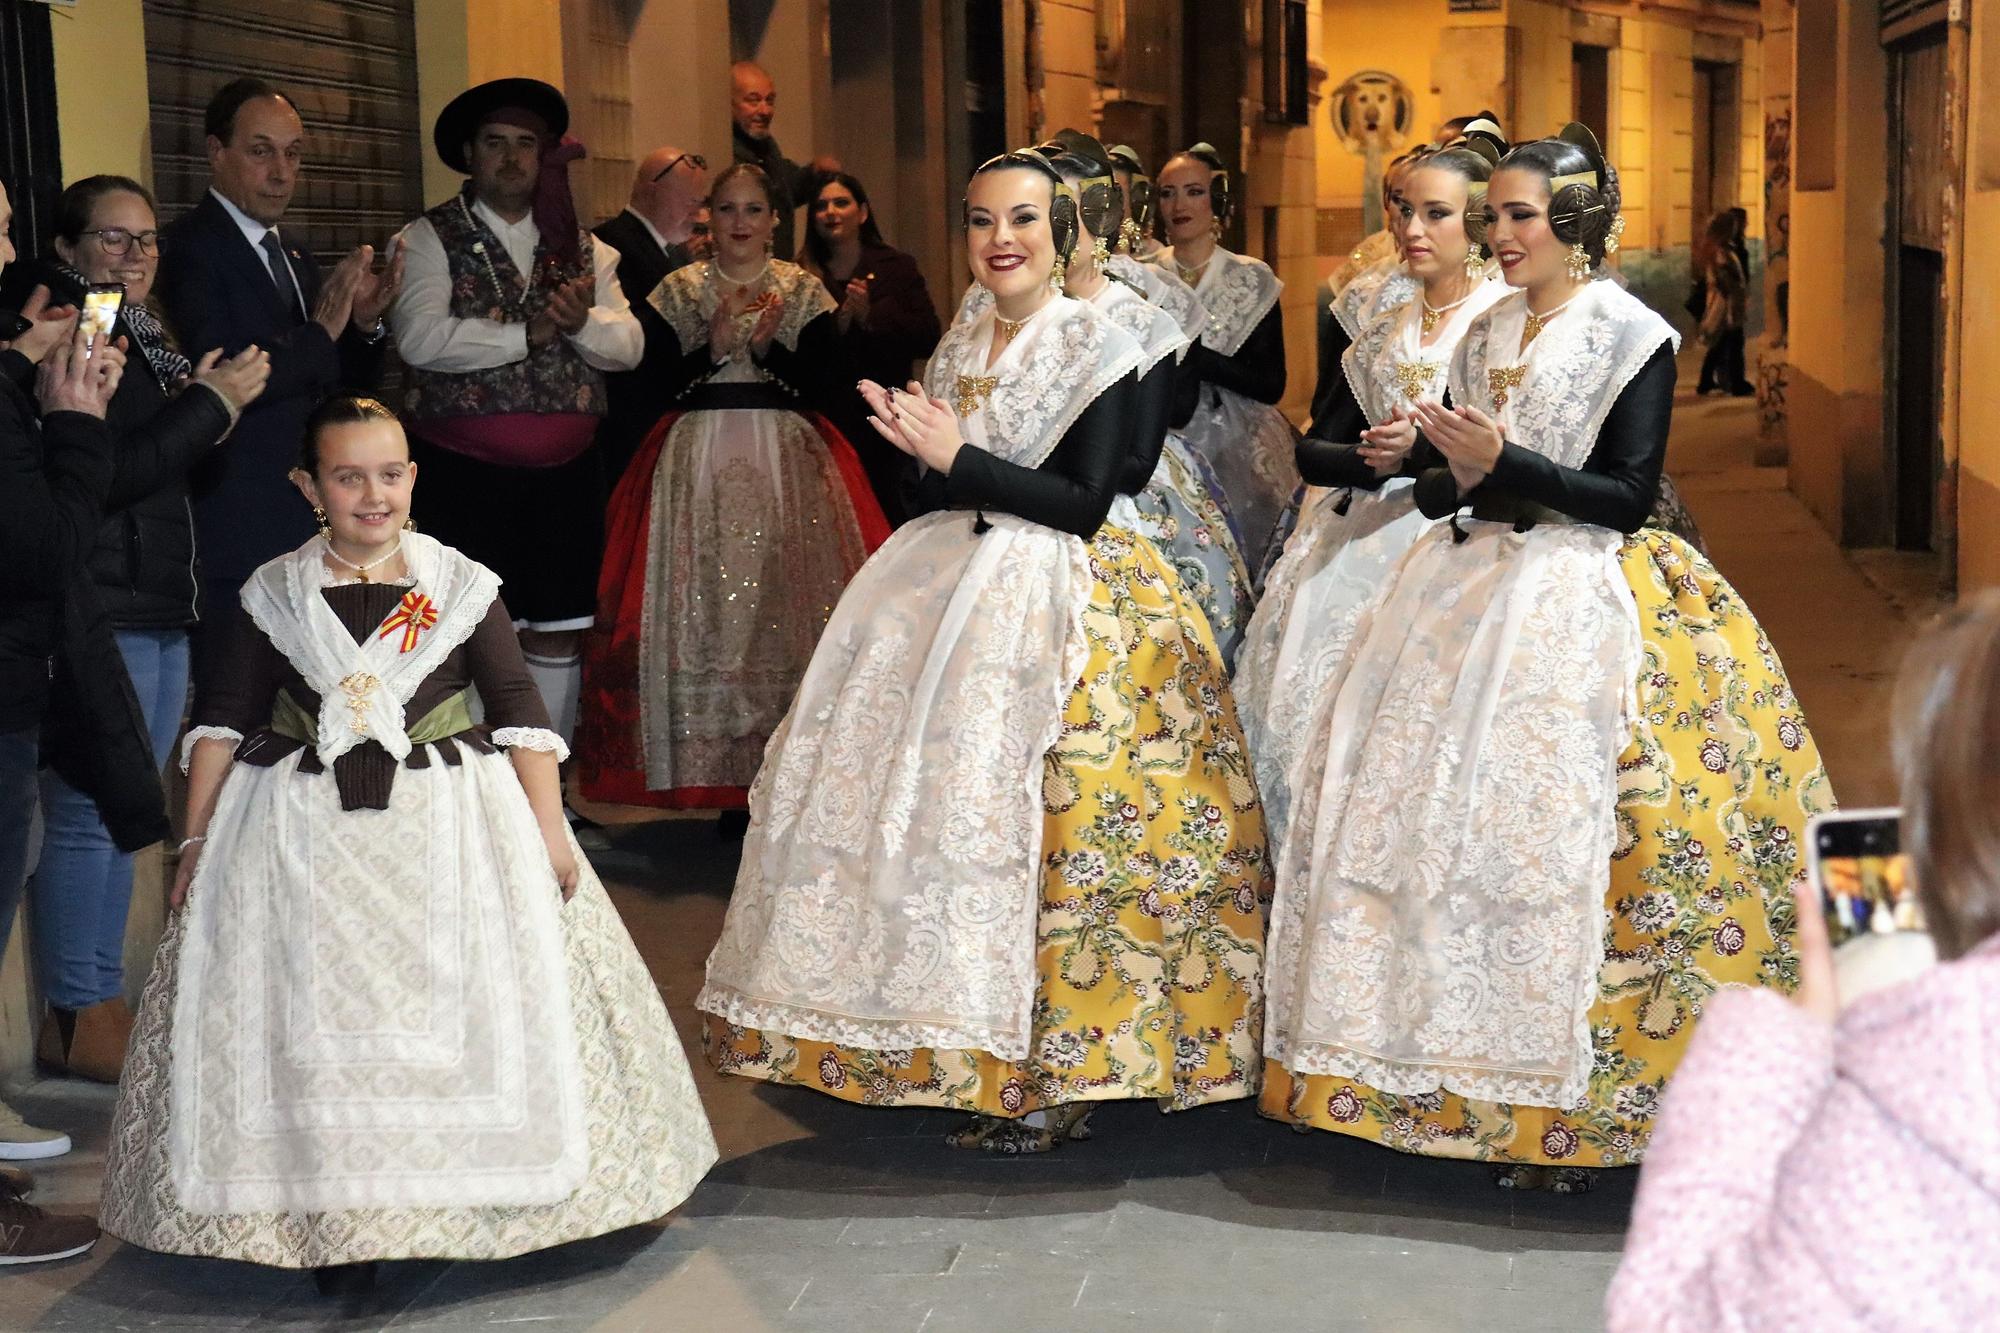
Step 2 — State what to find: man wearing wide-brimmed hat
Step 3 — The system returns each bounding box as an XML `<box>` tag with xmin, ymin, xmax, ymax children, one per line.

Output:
<box><xmin>389</xmin><ymin>77</ymin><xmax>642</xmax><ymax>753</ymax></box>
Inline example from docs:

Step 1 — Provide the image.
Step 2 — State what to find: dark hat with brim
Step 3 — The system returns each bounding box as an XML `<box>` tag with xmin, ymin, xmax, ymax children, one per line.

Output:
<box><xmin>433</xmin><ymin>78</ymin><xmax>569</xmax><ymax>174</ymax></box>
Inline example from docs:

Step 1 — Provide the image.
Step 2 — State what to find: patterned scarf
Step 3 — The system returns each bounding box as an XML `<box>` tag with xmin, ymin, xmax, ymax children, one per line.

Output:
<box><xmin>57</xmin><ymin>262</ymin><xmax>191</xmax><ymax>389</ymax></box>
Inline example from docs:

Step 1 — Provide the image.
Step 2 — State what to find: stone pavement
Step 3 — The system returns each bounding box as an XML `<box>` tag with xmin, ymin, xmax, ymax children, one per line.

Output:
<box><xmin>0</xmin><ymin>378</ymin><xmax>1910</xmax><ymax>1332</ymax></box>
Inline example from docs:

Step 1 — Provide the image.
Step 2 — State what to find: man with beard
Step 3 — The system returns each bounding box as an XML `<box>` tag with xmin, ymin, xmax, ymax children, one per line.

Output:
<box><xmin>388</xmin><ymin>78</ymin><xmax>642</xmax><ymax>758</ymax></box>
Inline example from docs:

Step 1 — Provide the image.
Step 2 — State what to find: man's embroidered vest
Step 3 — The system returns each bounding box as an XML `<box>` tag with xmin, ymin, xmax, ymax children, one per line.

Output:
<box><xmin>404</xmin><ymin>193</ymin><xmax>608</xmax><ymax>422</ymax></box>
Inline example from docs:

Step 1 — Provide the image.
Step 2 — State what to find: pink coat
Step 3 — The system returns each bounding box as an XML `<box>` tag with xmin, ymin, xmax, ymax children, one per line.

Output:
<box><xmin>1607</xmin><ymin>939</ymin><xmax>2000</xmax><ymax>1331</ymax></box>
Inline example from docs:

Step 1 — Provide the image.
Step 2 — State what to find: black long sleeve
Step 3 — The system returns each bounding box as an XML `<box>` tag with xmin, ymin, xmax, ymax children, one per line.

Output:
<box><xmin>101</xmin><ymin>382</ymin><xmax>235</xmax><ymax>509</ymax></box>
<box><xmin>1413</xmin><ymin>344</ymin><xmax>1675</xmax><ymax>532</ymax></box>
<box><xmin>1306</xmin><ymin>311</ymin><xmax>1353</xmax><ymax>432</ymax></box>
<box><xmin>755</xmin><ymin>312</ymin><xmax>856</xmax><ymax>413</ymax></box>
<box><xmin>912</xmin><ymin>372</ymin><xmax>1138</xmax><ymax>537</ymax></box>
<box><xmin>1173</xmin><ymin>302</ymin><xmax>1286</xmax><ymax>426</ymax></box>
<box><xmin>0</xmin><ymin>401</ymin><xmax>114</xmax><ymax>598</ymax></box>
<box><xmin>1295</xmin><ymin>360</ymin><xmax>1388</xmax><ymax>490</ymax></box>
<box><xmin>1117</xmin><ymin>357</ymin><xmax>1176</xmax><ymax>495</ymax></box>
<box><xmin>652</xmin><ymin>323</ymin><xmax>725</xmax><ymax>405</ymax></box>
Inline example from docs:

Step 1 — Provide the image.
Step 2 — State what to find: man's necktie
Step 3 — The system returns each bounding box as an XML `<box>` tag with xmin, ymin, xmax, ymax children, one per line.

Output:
<box><xmin>259</xmin><ymin>230</ymin><xmax>304</xmax><ymax>322</ymax></box>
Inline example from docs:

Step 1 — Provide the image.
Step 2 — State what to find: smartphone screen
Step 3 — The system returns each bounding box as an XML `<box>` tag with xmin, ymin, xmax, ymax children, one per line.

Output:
<box><xmin>79</xmin><ymin>284</ymin><xmax>124</xmax><ymax>354</ymax></box>
<box><xmin>1807</xmin><ymin>809</ymin><xmax>1921</xmax><ymax>944</ymax></box>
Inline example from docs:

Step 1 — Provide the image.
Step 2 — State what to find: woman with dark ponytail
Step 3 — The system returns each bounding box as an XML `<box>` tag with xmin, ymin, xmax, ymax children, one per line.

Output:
<box><xmin>1260</xmin><ymin>126</ymin><xmax>1829</xmax><ymax>1195</ymax></box>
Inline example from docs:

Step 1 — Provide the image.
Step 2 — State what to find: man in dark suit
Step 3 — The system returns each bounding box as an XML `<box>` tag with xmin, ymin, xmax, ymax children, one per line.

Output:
<box><xmin>591</xmin><ymin>144</ymin><xmax>709</xmax><ymax>482</ymax></box>
<box><xmin>154</xmin><ymin>78</ymin><xmax>400</xmax><ymax>634</ymax></box>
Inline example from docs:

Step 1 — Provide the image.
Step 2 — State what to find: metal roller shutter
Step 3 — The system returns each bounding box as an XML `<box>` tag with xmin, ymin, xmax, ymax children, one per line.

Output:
<box><xmin>143</xmin><ymin>0</ymin><xmax>422</xmax><ymax>267</ymax></box>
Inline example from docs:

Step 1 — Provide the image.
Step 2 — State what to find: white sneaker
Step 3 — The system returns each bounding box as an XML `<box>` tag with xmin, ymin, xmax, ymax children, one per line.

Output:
<box><xmin>0</xmin><ymin>1099</ymin><xmax>71</xmax><ymax>1160</ymax></box>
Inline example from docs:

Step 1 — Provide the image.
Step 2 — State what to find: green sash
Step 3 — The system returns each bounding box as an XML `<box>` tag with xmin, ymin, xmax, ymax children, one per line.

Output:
<box><xmin>268</xmin><ymin>688</ymin><xmax>477</xmax><ymax>748</ymax></box>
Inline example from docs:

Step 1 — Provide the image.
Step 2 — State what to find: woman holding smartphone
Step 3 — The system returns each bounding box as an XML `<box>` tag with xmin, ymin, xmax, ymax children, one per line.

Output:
<box><xmin>28</xmin><ymin>176</ymin><xmax>269</xmax><ymax>1084</ymax></box>
<box><xmin>1260</xmin><ymin>127</ymin><xmax>1829</xmax><ymax>1193</ymax></box>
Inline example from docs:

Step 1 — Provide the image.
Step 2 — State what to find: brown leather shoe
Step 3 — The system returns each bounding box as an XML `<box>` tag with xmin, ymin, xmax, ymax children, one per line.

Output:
<box><xmin>35</xmin><ymin>1001</ymin><xmax>127</xmax><ymax>1084</ymax></box>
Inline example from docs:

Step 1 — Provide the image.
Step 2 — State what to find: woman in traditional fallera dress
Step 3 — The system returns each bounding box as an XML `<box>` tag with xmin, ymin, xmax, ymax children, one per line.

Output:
<box><xmin>1236</xmin><ymin>121</ymin><xmax>1512</xmax><ymax>864</ymax></box>
<box><xmin>953</xmin><ymin>132</ymin><xmax>1258</xmax><ymax>665</ymax></box>
<box><xmin>699</xmin><ymin>149</ymin><xmax>1270</xmax><ymax>1154</ymax></box>
<box><xmin>1258</xmin><ymin>126</ymin><xmax>1831</xmax><ymax>1191</ymax></box>
<box><xmin>1151</xmin><ymin>144</ymin><xmax>1303</xmax><ymax>564</ymax></box>
<box><xmin>100</xmin><ymin>398</ymin><xmax>717</xmax><ymax>1285</ymax></box>
<box><xmin>578</xmin><ymin>163</ymin><xmax>890</xmax><ymax>814</ymax></box>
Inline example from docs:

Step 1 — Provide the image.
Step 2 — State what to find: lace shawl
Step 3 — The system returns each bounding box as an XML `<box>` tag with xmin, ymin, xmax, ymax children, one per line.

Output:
<box><xmin>1105</xmin><ymin>253</ymin><xmax>1208</xmax><ymax>345</ymax></box>
<box><xmin>1332</xmin><ymin>257</ymin><xmax>1418</xmax><ymax>340</ymax></box>
<box><xmin>698</xmin><ymin>298</ymin><xmax>1146</xmax><ymax>1060</ymax></box>
<box><xmin>239</xmin><ymin>533</ymin><xmax>500</xmax><ymax>766</ymax></box>
<box><xmin>1450</xmin><ymin>280</ymin><xmax>1680</xmax><ymax>470</ymax></box>
<box><xmin>1341</xmin><ymin>277</ymin><xmax>1511</xmax><ymax>429</ymax></box>
<box><xmin>1155</xmin><ymin>246</ymin><xmax>1282</xmax><ymax>356</ymax></box>
<box><xmin>954</xmin><ymin>275</ymin><xmax>1191</xmax><ymax>375</ymax></box>
<box><xmin>1265</xmin><ymin>281</ymin><xmax>1674</xmax><ymax>1111</ymax></box>
<box><xmin>649</xmin><ymin>258</ymin><xmax>833</xmax><ymax>356</ymax></box>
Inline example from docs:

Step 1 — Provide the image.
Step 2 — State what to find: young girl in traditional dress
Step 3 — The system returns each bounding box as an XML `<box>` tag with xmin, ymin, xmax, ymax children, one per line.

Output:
<box><xmin>101</xmin><ymin>398</ymin><xmax>717</xmax><ymax>1286</ymax></box>
<box><xmin>1236</xmin><ymin>121</ymin><xmax>1511</xmax><ymax>861</ymax></box>
<box><xmin>1259</xmin><ymin>127</ymin><xmax>1831</xmax><ymax>1193</ymax></box>
<box><xmin>578</xmin><ymin>164</ymin><xmax>890</xmax><ymax>817</ymax></box>
<box><xmin>699</xmin><ymin>149</ymin><xmax>1270</xmax><ymax>1154</ymax></box>
<box><xmin>1151</xmin><ymin>144</ymin><xmax>1302</xmax><ymax>563</ymax></box>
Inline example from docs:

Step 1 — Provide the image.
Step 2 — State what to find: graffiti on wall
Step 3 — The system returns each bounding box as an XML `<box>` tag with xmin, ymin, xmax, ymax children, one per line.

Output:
<box><xmin>1330</xmin><ymin>69</ymin><xmax>1415</xmax><ymax>234</ymax></box>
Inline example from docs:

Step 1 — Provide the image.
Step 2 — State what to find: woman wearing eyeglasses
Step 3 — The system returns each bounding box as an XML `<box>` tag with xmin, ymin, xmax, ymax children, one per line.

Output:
<box><xmin>26</xmin><ymin>175</ymin><xmax>270</xmax><ymax>1084</ymax></box>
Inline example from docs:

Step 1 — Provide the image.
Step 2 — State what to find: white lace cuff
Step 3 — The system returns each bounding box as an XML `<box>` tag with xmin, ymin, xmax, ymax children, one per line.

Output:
<box><xmin>491</xmin><ymin>727</ymin><xmax>570</xmax><ymax>762</ymax></box>
<box><xmin>179</xmin><ymin>726</ymin><xmax>244</xmax><ymax>773</ymax></box>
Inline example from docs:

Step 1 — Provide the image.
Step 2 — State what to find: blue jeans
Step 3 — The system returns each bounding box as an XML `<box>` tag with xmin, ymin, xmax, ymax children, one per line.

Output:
<box><xmin>29</xmin><ymin>628</ymin><xmax>188</xmax><ymax>1009</ymax></box>
<box><xmin>0</xmin><ymin>727</ymin><xmax>39</xmax><ymax>962</ymax></box>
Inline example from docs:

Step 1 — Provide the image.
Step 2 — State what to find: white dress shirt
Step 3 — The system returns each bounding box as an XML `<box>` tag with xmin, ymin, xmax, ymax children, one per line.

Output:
<box><xmin>210</xmin><ymin>187</ymin><xmax>309</xmax><ymax>318</ymax></box>
<box><xmin>390</xmin><ymin>196</ymin><xmax>643</xmax><ymax>374</ymax></box>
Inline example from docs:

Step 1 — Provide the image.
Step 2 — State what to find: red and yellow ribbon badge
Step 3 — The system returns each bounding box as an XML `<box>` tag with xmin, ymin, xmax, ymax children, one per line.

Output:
<box><xmin>378</xmin><ymin>591</ymin><xmax>438</xmax><ymax>654</ymax></box>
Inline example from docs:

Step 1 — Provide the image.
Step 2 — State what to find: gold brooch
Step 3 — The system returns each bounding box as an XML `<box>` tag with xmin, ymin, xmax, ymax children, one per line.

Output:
<box><xmin>954</xmin><ymin>374</ymin><xmax>998</xmax><ymax>418</ymax></box>
<box><xmin>1487</xmin><ymin>366</ymin><xmax>1528</xmax><ymax>411</ymax></box>
<box><xmin>336</xmin><ymin>671</ymin><xmax>381</xmax><ymax>736</ymax></box>
<box><xmin>1394</xmin><ymin>361</ymin><xmax>1440</xmax><ymax>401</ymax></box>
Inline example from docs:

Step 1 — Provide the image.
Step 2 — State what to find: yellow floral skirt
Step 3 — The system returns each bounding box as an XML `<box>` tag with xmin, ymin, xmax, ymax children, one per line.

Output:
<box><xmin>1260</xmin><ymin>532</ymin><xmax>1833</xmax><ymax>1166</ymax></box>
<box><xmin>705</xmin><ymin>526</ymin><xmax>1272</xmax><ymax>1115</ymax></box>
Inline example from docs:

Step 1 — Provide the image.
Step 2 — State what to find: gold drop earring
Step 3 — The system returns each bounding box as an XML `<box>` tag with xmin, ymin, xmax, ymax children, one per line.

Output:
<box><xmin>1464</xmin><ymin>244</ymin><xmax>1485</xmax><ymax>281</ymax></box>
<box><xmin>313</xmin><ymin>505</ymin><xmax>331</xmax><ymax>540</ymax></box>
<box><xmin>1120</xmin><ymin>219</ymin><xmax>1141</xmax><ymax>253</ymax></box>
<box><xmin>1565</xmin><ymin>241</ymin><xmax>1591</xmax><ymax>282</ymax></box>
<box><xmin>1049</xmin><ymin>261</ymin><xmax>1067</xmax><ymax>293</ymax></box>
<box><xmin>1209</xmin><ymin>219</ymin><xmax>1223</xmax><ymax>242</ymax></box>
<box><xmin>1092</xmin><ymin>236</ymin><xmax>1110</xmax><ymax>266</ymax></box>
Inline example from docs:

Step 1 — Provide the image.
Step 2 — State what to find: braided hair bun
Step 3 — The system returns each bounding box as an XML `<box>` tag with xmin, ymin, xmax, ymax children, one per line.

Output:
<box><xmin>1497</xmin><ymin>121</ymin><xmax>1623</xmax><ymax>270</ymax></box>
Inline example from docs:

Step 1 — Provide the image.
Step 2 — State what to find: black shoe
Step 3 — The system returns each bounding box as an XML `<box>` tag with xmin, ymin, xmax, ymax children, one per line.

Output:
<box><xmin>716</xmin><ymin>809</ymin><xmax>751</xmax><ymax>840</ymax></box>
<box><xmin>313</xmin><ymin>1262</ymin><xmax>379</xmax><ymax>1296</ymax></box>
<box><xmin>1728</xmin><ymin>383</ymin><xmax>1756</xmax><ymax>397</ymax></box>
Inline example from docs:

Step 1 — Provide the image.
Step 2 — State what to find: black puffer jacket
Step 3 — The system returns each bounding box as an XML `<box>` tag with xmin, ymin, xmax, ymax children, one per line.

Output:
<box><xmin>41</xmin><ymin>264</ymin><xmax>236</xmax><ymax>629</ymax></box>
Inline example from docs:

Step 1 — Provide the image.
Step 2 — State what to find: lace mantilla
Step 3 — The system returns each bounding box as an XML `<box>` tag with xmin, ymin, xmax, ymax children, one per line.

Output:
<box><xmin>1451</xmin><ymin>280</ymin><xmax>1679</xmax><ymax>470</ymax></box>
<box><xmin>1341</xmin><ymin>278</ymin><xmax>1510</xmax><ymax>429</ymax></box>
<box><xmin>925</xmin><ymin>296</ymin><xmax>1145</xmax><ymax>469</ymax></box>
<box><xmin>1154</xmin><ymin>247</ymin><xmax>1282</xmax><ymax>356</ymax></box>
<box><xmin>1332</xmin><ymin>258</ymin><xmax>1418</xmax><ymax>340</ymax></box>
<box><xmin>1106</xmin><ymin>254</ymin><xmax>1208</xmax><ymax>344</ymax></box>
<box><xmin>954</xmin><ymin>280</ymin><xmax>1187</xmax><ymax>376</ymax></box>
<box><xmin>648</xmin><ymin>259</ymin><xmax>833</xmax><ymax>357</ymax></box>
<box><xmin>491</xmin><ymin>727</ymin><xmax>570</xmax><ymax>761</ymax></box>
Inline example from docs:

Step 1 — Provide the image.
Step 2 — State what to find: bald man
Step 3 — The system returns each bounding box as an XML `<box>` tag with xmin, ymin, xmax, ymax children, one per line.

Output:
<box><xmin>592</xmin><ymin>145</ymin><xmax>711</xmax><ymax>478</ymax></box>
<box><xmin>730</xmin><ymin>61</ymin><xmax>839</xmax><ymax>258</ymax></box>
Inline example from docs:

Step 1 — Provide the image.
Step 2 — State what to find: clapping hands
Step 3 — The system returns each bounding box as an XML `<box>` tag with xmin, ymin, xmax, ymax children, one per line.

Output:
<box><xmin>859</xmin><ymin>378</ymin><xmax>962</xmax><ymax>474</ymax></box>
<box><xmin>1410</xmin><ymin>399</ymin><xmax>1505</xmax><ymax>496</ymax></box>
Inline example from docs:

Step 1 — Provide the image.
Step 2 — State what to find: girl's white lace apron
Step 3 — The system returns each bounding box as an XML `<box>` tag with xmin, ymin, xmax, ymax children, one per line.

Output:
<box><xmin>1264</xmin><ymin>280</ymin><xmax>1676</xmax><ymax>1110</ymax></box>
<box><xmin>698</xmin><ymin>296</ymin><xmax>1144</xmax><ymax>1060</ymax></box>
<box><xmin>169</xmin><ymin>534</ymin><xmax>588</xmax><ymax>1213</ymax></box>
<box><xmin>1235</xmin><ymin>277</ymin><xmax>1509</xmax><ymax>860</ymax></box>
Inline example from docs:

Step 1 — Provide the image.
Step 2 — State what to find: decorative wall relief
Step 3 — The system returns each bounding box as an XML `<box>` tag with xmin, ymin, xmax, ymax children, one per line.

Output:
<box><xmin>1330</xmin><ymin>69</ymin><xmax>1415</xmax><ymax>234</ymax></box>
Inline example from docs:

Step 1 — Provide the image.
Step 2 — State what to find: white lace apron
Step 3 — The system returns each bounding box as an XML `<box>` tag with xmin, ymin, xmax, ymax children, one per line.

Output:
<box><xmin>170</xmin><ymin>535</ymin><xmax>587</xmax><ymax>1213</ymax></box>
<box><xmin>1153</xmin><ymin>246</ymin><xmax>1301</xmax><ymax>554</ymax></box>
<box><xmin>1235</xmin><ymin>279</ymin><xmax>1508</xmax><ymax>858</ymax></box>
<box><xmin>1265</xmin><ymin>280</ymin><xmax>1676</xmax><ymax>1109</ymax></box>
<box><xmin>698</xmin><ymin>297</ymin><xmax>1145</xmax><ymax>1059</ymax></box>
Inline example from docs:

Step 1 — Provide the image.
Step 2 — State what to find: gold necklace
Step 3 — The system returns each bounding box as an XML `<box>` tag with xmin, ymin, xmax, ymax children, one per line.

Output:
<box><xmin>1420</xmin><ymin>285</ymin><xmax>1476</xmax><ymax>336</ymax></box>
<box><xmin>994</xmin><ymin>313</ymin><xmax>1030</xmax><ymax>342</ymax></box>
<box><xmin>324</xmin><ymin>535</ymin><xmax>403</xmax><ymax>584</ymax></box>
<box><xmin>1522</xmin><ymin>292</ymin><xmax>1580</xmax><ymax>346</ymax></box>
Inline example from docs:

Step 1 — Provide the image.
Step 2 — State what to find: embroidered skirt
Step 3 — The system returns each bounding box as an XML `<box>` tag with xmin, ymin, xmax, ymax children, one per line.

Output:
<box><xmin>704</xmin><ymin>526</ymin><xmax>1272</xmax><ymax>1114</ymax></box>
<box><xmin>100</xmin><ymin>751</ymin><xmax>718</xmax><ymax>1264</ymax></box>
<box><xmin>579</xmin><ymin>403</ymin><xmax>890</xmax><ymax>809</ymax></box>
<box><xmin>1259</xmin><ymin>532</ymin><xmax>1831</xmax><ymax>1165</ymax></box>
<box><xmin>1110</xmin><ymin>436</ymin><xmax>1258</xmax><ymax>669</ymax></box>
